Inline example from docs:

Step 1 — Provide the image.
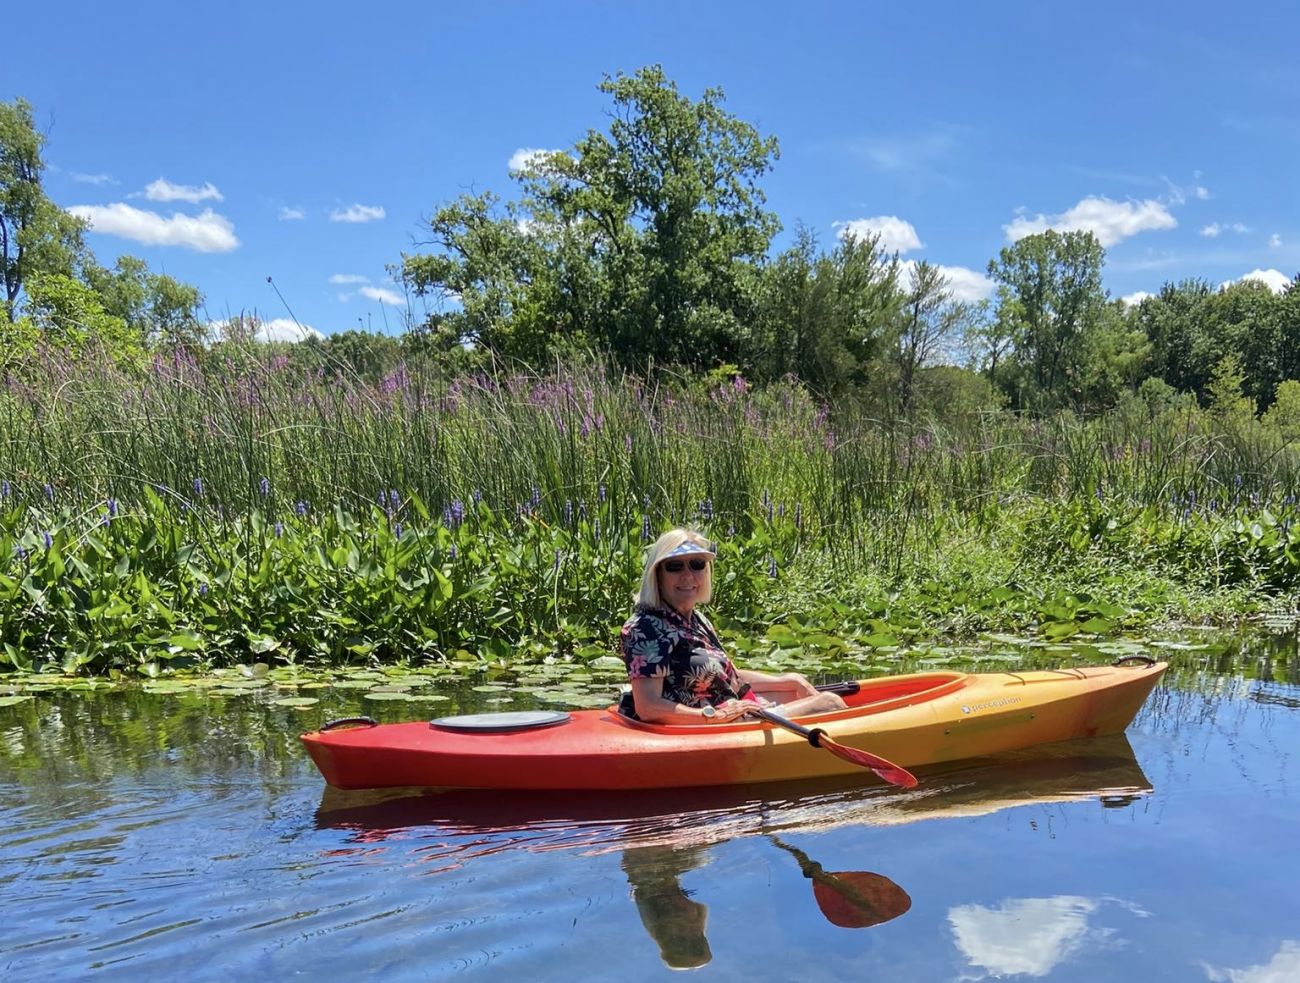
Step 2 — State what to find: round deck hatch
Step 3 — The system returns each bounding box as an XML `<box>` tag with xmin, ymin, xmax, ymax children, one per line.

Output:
<box><xmin>429</xmin><ymin>710</ymin><xmax>573</xmax><ymax>732</ymax></box>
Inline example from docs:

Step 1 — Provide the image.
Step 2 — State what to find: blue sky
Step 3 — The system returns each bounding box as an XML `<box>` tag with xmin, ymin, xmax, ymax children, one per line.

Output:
<box><xmin>9</xmin><ymin>1</ymin><xmax>1298</xmax><ymax>342</ymax></box>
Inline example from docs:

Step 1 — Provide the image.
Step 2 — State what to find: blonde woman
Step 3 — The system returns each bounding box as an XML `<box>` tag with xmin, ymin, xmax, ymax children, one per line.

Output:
<box><xmin>619</xmin><ymin>528</ymin><xmax>846</xmax><ymax>724</ymax></box>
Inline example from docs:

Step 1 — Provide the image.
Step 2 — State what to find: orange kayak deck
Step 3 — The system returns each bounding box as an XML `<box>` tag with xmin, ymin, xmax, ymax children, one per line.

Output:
<box><xmin>300</xmin><ymin>661</ymin><xmax>1167</xmax><ymax>791</ymax></box>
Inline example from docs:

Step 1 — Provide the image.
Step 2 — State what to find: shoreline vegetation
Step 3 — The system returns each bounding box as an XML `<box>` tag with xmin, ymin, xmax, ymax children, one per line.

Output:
<box><xmin>2</xmin><ymin>72</ymin><xmax>1299</xmax><ymax>682</ymax></box>
<box><xmin>2</xmin><ymin>349</ymin><xmax>1298</xmax><ymax>678</ymax></box>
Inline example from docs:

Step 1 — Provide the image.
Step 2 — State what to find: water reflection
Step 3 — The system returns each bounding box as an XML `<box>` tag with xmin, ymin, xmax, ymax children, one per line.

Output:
<box><xmin>1203</xmin><ymin>940</ymin><xmax>1300</xmax><ymax>982</ymax></box>
<box><xmin>621</xmin><ymin>845</ymin><xmax>714</xmax><ymax>969</ymax></box>
<box><xmin>949</xmin><ymin>895</ymin><xmax>1149</xmax><ymax>978</ymax></box>
<box><xmin>312</xmin><ymin>733</ymin><xmax>1153</xmax><ymax>854</ymax></box>
<box><xmin>312</xmin><ymin>736</ymin><xmax>1149</xmax><ymax>968</ymax></box>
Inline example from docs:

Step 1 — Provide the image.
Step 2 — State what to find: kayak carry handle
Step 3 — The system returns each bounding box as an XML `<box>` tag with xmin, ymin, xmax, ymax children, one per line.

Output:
<box><xmin>1113</xmin><ymin>655</ymin><xmax>1157</xmax><ymax>668</ymax></box>
<box><xmin>321</xmin><ymin>716</ymin><xmax>378</xmax><ymax>730</ymax></box>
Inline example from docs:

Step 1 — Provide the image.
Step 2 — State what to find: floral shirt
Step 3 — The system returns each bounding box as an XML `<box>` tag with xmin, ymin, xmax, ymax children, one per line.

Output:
<box><xmin>619</xmin><ymin>604</ymin><xmax>746</xmax><ymax>710</ymax></box>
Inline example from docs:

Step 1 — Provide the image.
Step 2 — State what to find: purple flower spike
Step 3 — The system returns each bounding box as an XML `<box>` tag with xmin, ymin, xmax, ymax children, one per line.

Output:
<box><xmin>1</xmin><ymin>480</ymin><xmax>10</xmax><ymax>498</ymax></box>
<box><xmin>451</xmin><ymin>499</ymin><xmax>465</xmax><ymax>524</ymax></box>
<box><xmin>44</xmin><ymin>531</ymin><xmax>53</xmax><ymax>549</ymax></box>
<box><xmin>199</xmin><ymin>583</ymin><xmax>209</xmax><ymax>597</ymax></box>
<box><xmin>193</xmin><ymin>477</ymin><xmax>204</xmax><ymax>497</ymax></box>
<box><xmin>260</xmin><ymin>476</ymin><xmax>271</xmax><ymax>497</ymax></box>
<box><xmin>107</xmin><ymin>498</ymin><xmax>118</xmax><ymax>517</ymax></box>
<box><xmin>275</xmin><ymin>521</ymin><xmax>284</xmax><ymax>538</ymax></box>
<box><xmin>44</xmin><ymin>483</ymin><xmax>55</xmax><ymax>502</ymax></box>
<box><xmin>295</xmin><ymin>500</ymin><xmax>309</xmax><ymax>517</ymax></box>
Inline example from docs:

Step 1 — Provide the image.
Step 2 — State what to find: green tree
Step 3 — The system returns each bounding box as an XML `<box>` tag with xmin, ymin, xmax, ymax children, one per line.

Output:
<box><xmin>749</xmin><ymin>226</ymin><xmax>902</xmax><ymax>394</ymax></box>
<box><xmin>890</xmin><ymin>260</ymin><xmax>979</xmax><ymax>415</ymax></box>
<box><xmin>401</xmin><ymin>65</ymin><xmax>781</xmax><ymax>369</ymax></box>
<box><xmin>1075</xmin><ymin>300</ymin><xmax>1150</xmax><ymax>411</ymax></box>
<box><xmin>85</xmin><ymin>255</ymin><xmax>205</xmax><ymax>349</ymax></box>
<box><xmin>985</xmin><ymin>230</ymin><xmax>1107</xmax><ymax>410</ymax></box>
<box><xmin>1</xmin><ymin>98</ymin><xmax>90</xmax><ymax>321</ymax></box>
<box><xmin>14</xmin><ymin>271</ymin><xmax>138</xmax><ymax>365</ymax></box>
<box><xmin>1130</xmin><ymin>278</ymin><xmax>1215</xmax><ymax>397</ymax></box>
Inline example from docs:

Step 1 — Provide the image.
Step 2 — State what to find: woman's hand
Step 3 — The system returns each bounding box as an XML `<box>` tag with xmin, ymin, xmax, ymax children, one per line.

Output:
<box><xmin>708</xmin><ymin>699</ymin><xmax>757</xmax><ymax>722</ymax></box>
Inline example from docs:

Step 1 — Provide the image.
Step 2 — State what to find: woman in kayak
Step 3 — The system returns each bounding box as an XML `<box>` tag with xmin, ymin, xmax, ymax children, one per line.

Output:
<box><xmin>620</xmin><ymin>528</ymin><xmax>846</xmax><ymax>724</ymax></box>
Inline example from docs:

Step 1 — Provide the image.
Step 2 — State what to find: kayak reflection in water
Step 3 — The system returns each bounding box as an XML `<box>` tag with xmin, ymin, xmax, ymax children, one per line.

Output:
<box><xmin>620</xmin><ymin>529</ymin><xmax>847</xmax><ymax>725</ymax></box>
<box><xmin>622</xmin><ymin>845</ymin><xmax>714</xmax><ymax>969</ymax></box>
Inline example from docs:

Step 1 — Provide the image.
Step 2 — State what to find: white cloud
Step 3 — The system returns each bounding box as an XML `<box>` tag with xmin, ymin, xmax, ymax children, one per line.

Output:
<box><xmin>66</xmin><ymin>203</ymin><xmax>239</xmax><ymax>252</ymax></box>
<box><xmin>360</xmin><ymin>285</ymin><xmax>405</xmax><ymax>307</ymax></box>
<box><xmin>1269</xmin><ymin>233</ymin><xmax>1283</xmax><ymax>248</ymax></box>
<box><xmin>1005</xmin><ymin>196</ymin><xmax>1177</xmax><ymax>247</ymax></box>
<box><xmin>71</xmin><ymin>172</ymin><xmax>117</xmax><ymax>186</ymax></box>
<box><xmin>1121</xmin><ymin>290</ymin><xmax>1154</xmax><ymax>306</ymax></box>
<box><xmin>329</xmin><ymin>204</ymin><xmax>386</xmax><ymax>223</ymax></box>
<box><xmin>508</xmin><ymin>147</ymin><xmax>564</xmax><ymax>173</ymax></box>
<box><xmin>143</xmin><ymin>178</ymin><xmax>223</xmax><ymax>204</ymax></box>
<box><xmin>330</xmin><ymin>273</ymin><xmax>371</xmax><ymax>285</ymax></box>
<box><xmin>834</xmin><ymin>216</ymin><xmax>923</xmax><ymax>253</ymax></box>
<box><xmin>208</xmin><ymin>317</ymin><xmax>323</xmax><ymax>343</ymax></box>
<box><xmin>1224</xmin><ymin>268</ymin><xmax>1291</xmax><ymax>293</ymax></box>
<box><xmin>255</xmin><ymin>318</ymin><xmax>323</xmax><ymax>342</ymax></box>
<box><xmin>1200</xmin><ymin>222</ymin><xmax>1249</xmax><ymax>238</ymax></box>
<box><xmin>1203</xmin><ymin>940</ymin><xmax>1300</xmax><ymax>983</ymax></box>
<box><xmin>897</xmin><ymin>259</ymin><xmax>994</xmax><ymax>303</ymax></box>
<box><xmin>950</xmin><ymin>896</ymin><xmax>1100</xmax><ymax>978</ymax></box>
<box><xmin>1195</xmin><ymin>185</ymin><xmax>1211</xmax><ymax>200</ymax></box>
<box><xmin>279</xmin><ymin>206</ymin><xmax>305</xmax><ymax>221</ymax></box>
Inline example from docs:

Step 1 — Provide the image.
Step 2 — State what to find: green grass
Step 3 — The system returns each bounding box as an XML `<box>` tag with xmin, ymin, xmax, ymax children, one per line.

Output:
<box><xmin>2</xmin><ymin>345</ymin><xmax>1299</xmax><ymax>674</ymax></box>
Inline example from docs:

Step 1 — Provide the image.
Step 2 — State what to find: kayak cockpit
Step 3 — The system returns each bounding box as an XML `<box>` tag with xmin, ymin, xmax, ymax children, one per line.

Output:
<box><xmin>613</xmin><ymin>671</ymin><xmax>970</xmax><ymax>732</ymax></box>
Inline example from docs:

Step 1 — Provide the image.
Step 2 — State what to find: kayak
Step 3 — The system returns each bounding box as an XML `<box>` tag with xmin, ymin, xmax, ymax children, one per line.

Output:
<box><xmin>300</xmin><ymin>658</ymin><xmax>1166</xmax><ymax>791</ymax></box>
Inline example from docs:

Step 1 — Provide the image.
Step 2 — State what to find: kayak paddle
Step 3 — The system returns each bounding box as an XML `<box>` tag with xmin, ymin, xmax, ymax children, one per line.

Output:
<box><xmin>769</xmin><ymin>836</ymin><xmax>911</xmax><ymax>929</ymax></box>
<box><xmin>751</xmin><ymin>707</ymin><xmax>918</xmax><ymax>789</ymax></box>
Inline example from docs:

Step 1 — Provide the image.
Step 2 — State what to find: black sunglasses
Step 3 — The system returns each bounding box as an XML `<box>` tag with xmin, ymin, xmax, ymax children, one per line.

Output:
<box><xmin>661</xmin><ymin>558</ymin><xmax>709</xmax><ymax>573</ymax></box>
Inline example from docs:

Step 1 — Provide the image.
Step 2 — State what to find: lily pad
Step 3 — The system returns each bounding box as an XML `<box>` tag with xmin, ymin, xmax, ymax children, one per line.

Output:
<box><xmin>272</xmin><ymin>697</ymin><xmax>320</xmax><ymax>709</ymax></box>
<box><xmin>0</xmin><ymin>695</ymin><xmax>34</xmax><ymax>707</ymax></box>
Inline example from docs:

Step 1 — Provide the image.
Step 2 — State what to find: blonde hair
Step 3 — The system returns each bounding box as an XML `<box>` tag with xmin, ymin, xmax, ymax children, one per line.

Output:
<box><xmin>637</xmin><ymin>527</ymin><xmax>714</xmax><ymax>609</ymax></box>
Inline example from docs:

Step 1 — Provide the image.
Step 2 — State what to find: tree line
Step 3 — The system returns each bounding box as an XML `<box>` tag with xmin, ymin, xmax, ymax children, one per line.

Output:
<box><xmin>3</xmin><ymin>70</ymin><xmax>1299</xmax><ymax>420</ymax></box>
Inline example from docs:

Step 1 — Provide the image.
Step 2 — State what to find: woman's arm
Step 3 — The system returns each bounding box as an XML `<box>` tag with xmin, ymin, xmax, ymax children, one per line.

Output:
<box><xmin>629</xmin><ymin>677</ymin><xmax>751</xmax><ymax>725</ymax></box>
<box><xmin>736</xmin><ymin>668</ymin><xmax>820</xmax><ymax>699</ymax></box>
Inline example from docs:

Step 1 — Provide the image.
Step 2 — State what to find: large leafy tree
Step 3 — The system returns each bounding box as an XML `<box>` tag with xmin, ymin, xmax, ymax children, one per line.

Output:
<box><xmin>402</xmin><ymin>66</ymin><xmax>781</xmax><ymax>369</ymax></box>
<box><xmin>748</xmin><ymin>226</ymin><xmax>902</xmax><ymax>395</ymax></box>
<box><xmin>985</xmin><ymin>230</ymin><xmax>1107</xmax><ymax>410</ymax></box>
<box><xmin>0</xmin><ymin>98</ymin><xmax>89</xmax><ymax>321</ymax></box>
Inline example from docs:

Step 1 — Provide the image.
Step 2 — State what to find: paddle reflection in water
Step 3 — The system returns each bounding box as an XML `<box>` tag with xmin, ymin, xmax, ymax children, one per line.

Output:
<box><xmin>313</xmin><ymin>735</ymin><xmax>1151</xmax><ymax>964</ymax></box>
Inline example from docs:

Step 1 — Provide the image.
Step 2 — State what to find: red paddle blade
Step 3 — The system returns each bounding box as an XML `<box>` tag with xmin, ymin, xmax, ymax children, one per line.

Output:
<box><xmin>812</xmin><ymin>871</ymin><xmax>912</xmax><ymax>928</ymax></box>
<box><xmin>822</xmin><ymin>736</ymin><xmax>918</xmax><ymax>789</ymax></box>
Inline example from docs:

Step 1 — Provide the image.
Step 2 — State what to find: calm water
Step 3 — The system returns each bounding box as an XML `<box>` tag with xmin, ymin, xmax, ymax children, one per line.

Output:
<box><xmin>2</xmin><ymin>640</ymin><xmax>1299</xmax><ymax>981</ymax></box>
